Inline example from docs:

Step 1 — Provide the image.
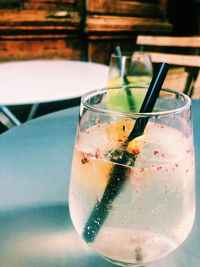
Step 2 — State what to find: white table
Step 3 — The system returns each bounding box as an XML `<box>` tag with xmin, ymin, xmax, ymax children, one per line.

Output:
<box><xmin>0</xmin><ymin>60</ymin><xmax>109</xmax><ymax>126</ymax></box>
<box><xmin>0</xmin><ymin>101</ymin><xmax>199</xmax><ymax>267</ymax></box>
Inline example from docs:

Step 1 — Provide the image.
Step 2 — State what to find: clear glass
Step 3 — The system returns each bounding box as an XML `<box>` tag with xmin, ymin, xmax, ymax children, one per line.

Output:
<box><xmin>108</xmin><ymin>52</ymin><xmax>153</xmax><ymax>88</ymax></box>
<box><xmin>69</xmin><ymin>86</ymin><xmax>195</xmax><ymax>267</ymax></box>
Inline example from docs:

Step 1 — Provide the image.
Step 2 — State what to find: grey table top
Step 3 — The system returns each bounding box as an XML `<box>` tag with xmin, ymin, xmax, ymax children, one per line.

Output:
<box><xmin>0</xmin><ymin>100</ymin><xmax>199</xmax><ymax>267</ymax></box>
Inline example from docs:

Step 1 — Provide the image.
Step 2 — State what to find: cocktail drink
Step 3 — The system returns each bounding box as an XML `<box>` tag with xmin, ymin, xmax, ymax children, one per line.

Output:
<box><xmin>108</xmin><ymin>53</ymin><xmax>153</xmax><ymax>88</ymax></box>
<box><xmin>69</xmin><ymin>86</ymin><xmax>195</xmax><ymax>266</ymax></box>
<box><xmin>107</xmin><ymin>53</ymin><xmax>153</xmax><ymax>113</ymax></box>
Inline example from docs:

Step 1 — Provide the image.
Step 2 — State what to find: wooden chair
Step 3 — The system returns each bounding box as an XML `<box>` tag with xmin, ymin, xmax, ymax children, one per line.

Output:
<box><xmin>135</xmin><ymin>35</ymin><xmax>200</xmax><ymax>98</ymax></box>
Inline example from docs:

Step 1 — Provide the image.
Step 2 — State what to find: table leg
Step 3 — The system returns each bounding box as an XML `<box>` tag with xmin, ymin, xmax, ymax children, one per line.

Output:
<box><xmin>0</xmin><ymin>106</ymin><xmax>21</xmax><ymax>127</ymax></box>
<box><xmin>27</xmin><ymin>103</ymin><xmax>40</xmax><ymax>121</ymax></box>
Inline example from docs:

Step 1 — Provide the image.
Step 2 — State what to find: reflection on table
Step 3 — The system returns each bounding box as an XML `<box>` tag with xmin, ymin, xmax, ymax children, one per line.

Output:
<box><xmin>0</xmin><ymin>101</ymin><xmax>199</xmax><ymax>267</ymax></box>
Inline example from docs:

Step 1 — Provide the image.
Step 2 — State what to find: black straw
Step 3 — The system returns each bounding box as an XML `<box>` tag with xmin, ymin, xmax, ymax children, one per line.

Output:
<box><xmin>82</xmin><ymin>62</ymin><xmax>169</xmax><ymax>243</ymax></box>
<box><xmin>114</xmin><ymin>46</ymin><xmax>129</xmax><ymax>85</ymax></box>
<box><xmin>127</xmin><ymin>62</ymin><xmax>169</xmax><ymax>142</ymax></box>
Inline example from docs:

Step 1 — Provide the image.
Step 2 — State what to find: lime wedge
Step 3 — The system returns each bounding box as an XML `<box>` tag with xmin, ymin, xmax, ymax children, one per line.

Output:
<box><xmin>107</xmin><ymin>77</ymin><xmax>149</xmax><ymax>112</ymax></box>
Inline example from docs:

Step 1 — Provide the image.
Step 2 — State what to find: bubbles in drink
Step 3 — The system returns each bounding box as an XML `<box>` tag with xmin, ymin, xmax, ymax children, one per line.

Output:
<box><xmin>69</xmin><ymin>121</ymin><xmax>195</xmax><ymax>265</ymax></box>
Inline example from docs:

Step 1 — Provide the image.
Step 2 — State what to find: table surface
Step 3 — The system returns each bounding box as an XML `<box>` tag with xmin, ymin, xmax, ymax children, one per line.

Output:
<box><xmin>0</xmin><ymin>101</ymin><xmax>199</xmax><ymax>267</ymax></box>
<box><xmin>0</xmin><ymin>60</ymin><xmax>109</xmax><ymax>105</ymax></box>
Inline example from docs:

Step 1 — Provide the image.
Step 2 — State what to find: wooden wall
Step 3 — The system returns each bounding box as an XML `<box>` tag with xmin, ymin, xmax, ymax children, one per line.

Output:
<box><xmin>0</xmin><ymin>0</ymin><xmax>173</xmax><ymax>63</ymax></box>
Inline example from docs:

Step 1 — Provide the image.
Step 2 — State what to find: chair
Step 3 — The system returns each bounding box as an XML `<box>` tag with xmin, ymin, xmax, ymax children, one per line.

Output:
<box><xmin>135</xmin><ymin>35</ymin><xmax>200</xmax><ymax>98</ymax></box>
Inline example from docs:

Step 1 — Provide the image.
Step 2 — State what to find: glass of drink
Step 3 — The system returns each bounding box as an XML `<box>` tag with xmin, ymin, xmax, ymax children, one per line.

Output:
<box><xmin>108</xmin><ymin>52</ymin><xmax>153</xmax><ymax>88</ymax></box>
<box><xmin>69</xmin><ymin>85</ymin><xmax>195</xmax><ymax>266</ymax></box>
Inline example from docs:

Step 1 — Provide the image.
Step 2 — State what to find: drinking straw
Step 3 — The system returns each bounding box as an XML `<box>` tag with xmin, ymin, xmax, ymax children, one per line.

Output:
<box><xmin>82</xmin><ymin>62</ymin><xmax>169</xmax><ymax>243</ymax></box>
<box><xmin>114</xmin><ymin>46</ymin><xmax>129</xmax><ymax>85</ymax></box>
<box><xmin>114</xmin><ymin>46</ymin><xmax>136</xmax><ymax>111</ymax></box>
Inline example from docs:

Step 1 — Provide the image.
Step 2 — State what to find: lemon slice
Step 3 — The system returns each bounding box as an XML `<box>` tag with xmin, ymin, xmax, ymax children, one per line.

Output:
<box><xmin>105</xmin><ymin>121</ymin><xmax>132</xmax><ymax>145</ymax></box>
<box><xmin>73</xmin><ymin>148</ymin><xmax>112</xmax><ymax>190</ymax></box>
<box><xmin>127</xmin><ymin>133</ymin><xmax>148</xmax><ymax>153</ymax></box>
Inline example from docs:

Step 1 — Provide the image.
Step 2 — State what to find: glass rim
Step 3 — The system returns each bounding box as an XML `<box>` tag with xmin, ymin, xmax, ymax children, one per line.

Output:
<box><xmin>110</xmin><ymin>52</ymin><xmax>151</xmax><ymax>59</ymax></box>
<box><xmin>81</xmin><ymin>86</ymin><xmax>191</xmax><ymax>118</ymax></box>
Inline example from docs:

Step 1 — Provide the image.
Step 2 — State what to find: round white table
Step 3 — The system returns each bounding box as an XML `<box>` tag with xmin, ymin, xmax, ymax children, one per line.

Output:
<box><xmin>0</xmin><ymin>60</ymin><xmax>109</xmax><ymax>105</ymax></box>
<box><xmin>0</xmin><ymin>101</ymin><xmax>199</xmax><ymax>267</ymax></box>
<box><xmin>0</xmin><ymin>60</ymin><xmax>109</xmax><ymax>126</ymax></box>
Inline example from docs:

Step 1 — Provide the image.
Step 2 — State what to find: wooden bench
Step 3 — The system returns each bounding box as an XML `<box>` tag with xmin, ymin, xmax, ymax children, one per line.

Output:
<box><xmin>136</xmin><ymin>35</ymin><xmax>200</xmax><ymax>98</ymax></box>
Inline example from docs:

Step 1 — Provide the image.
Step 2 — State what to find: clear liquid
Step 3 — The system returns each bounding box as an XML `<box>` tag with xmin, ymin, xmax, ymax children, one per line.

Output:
<box><xmin>69</xmin><ymin>121</ymin><xmax>195</xmax><ymax>265</ymax></box>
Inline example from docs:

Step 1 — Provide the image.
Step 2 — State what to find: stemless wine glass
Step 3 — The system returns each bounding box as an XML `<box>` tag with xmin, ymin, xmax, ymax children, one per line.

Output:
<box><xmin>108</xmin><ymin>52</ymin><xmax>153</xmax><ymax>88</ymax></box>
<box><xmin>69</xmin><ymin>85</ymin><xmax>195</xmax><ymax>267</ymax></box>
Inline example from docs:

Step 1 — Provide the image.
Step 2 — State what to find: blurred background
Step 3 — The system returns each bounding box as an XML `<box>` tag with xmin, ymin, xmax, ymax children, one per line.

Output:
<box><xmin>0</xmin><ymin>0</ymin><xmax>199</xmax><ymax>128</ymax></box>
<box><xmin>0</xmin><ymin>0</ymin><xmax>199</xmax><ymax>62</ymax></box>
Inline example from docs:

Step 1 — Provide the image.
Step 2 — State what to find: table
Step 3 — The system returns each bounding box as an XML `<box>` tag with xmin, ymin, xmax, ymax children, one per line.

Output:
<box><xmin>0</xmin><ymin>60</ymin><xmax>108</xmax><ymax>126</ymax></box>
<box><xmin>0</xmin><ymin>101</ymin><xmax>199</xmax><ymax>267</ymax></box>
